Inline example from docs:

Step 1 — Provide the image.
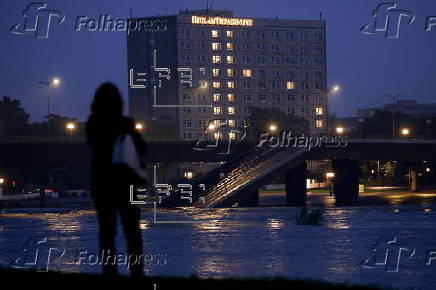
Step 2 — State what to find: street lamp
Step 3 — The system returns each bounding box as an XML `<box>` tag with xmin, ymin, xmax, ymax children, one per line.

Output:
<box><xmin>135</xmin><ymin>122</ymin><xmax>145</xmax><ymax>131</ymax></box>
<box><xmin>66</xmin><ymin>122</ymin><xmax>76</xmax><ymax>141</ymax></box>
<box><xmin>330</xmin><ymin>85</ymin><xmax>340</xmax><ymax>94</ymax></box>
<box><xmin>0</xmin><ymin>178</ymin><xmax>4</xmax><ymax>185</ymax></box>
<box><xmin>326</xmin><ymin>172</ymin><xmax>335</xmax><ymax>196</ymax></box>
<box><xmin>401</xmin><ymin>128</ymin><xmax>410</xmax><ymax>136</ymax></box>
<box><xmin>335</xmin><ymin>127</ymin><xmax>344</xmax><ymax>135</ymax></box>
<box><xmin>37</xmin><ymin>77</ymin><xmax>61</xmax><ymax>139</ymax></box>
<box><xmin>384</xmin><ymin>94</ymin><xmax>402</xmax><ymax>138</ymax></box>
<box><xmin>327</xmin><ymin>84</ymin><xmax>341</xmax><ymax>130</ymax></box>
<box><xmin>268</xmin><ymin>124</ymin><xmax>278</xmax><ymax>133</ymax></box>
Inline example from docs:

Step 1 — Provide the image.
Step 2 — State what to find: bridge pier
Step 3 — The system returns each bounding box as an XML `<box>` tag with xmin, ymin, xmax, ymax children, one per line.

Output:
<box><xmin>238</xmin><ymin>189</ymin><xmax>259</xmax><ymax>207</ymax></box>
<box><xmin>285</xmin><ymin>162</ymin><xmax>307</xmax><ymax>207</ymax></box>
<box><xmin>332</xmin><ymin>159</ymin><xmax>359</xmax><ymax>206</ymax></box>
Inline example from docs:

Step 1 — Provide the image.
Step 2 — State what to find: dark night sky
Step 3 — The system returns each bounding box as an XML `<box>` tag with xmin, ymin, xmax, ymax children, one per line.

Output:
<box><xmin>1</xmin><ymin>0</ymin><xmax>436</xmax><ymax>122</ymax></box>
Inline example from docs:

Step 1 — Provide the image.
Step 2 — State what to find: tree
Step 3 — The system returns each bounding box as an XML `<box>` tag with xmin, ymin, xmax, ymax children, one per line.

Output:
<box><xmin>247</xmin><ymin>107</ymin><xmax>309</xmax><ymax>138</ymax></box>
<box><xmin>27</xmin><ymin>114</ymin><xmax>80</xmax><ymax>136</ymax></box>
<box><xmin>0</xmin><ymin>96</ymin><xmax>30</xmax><ymax>137</ymax></box>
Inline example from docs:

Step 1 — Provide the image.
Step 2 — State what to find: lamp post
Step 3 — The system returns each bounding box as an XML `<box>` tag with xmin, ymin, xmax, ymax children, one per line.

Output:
<box><xmin>384</xmin><ymin>94</ymin><xmax>402</xmax><ymax>138</ymax></box>
<box><xmin>326</xmin><ymin>172</ymin><xmax>335</xmax><ymax>196</ymax></box>
<box><xmin>37</xmin><ymin>78</ymin><xmax>61</xmax><ymax>139</ymax></box>
<box><xmin>66</xmin><ymin>122</ymin><xmax>76</xmax><ymax>141</ymax></box>
<box><xmin>327</xmin><ymin>84</ymin><xmax>341</xmax><ymax>130</ymax></box>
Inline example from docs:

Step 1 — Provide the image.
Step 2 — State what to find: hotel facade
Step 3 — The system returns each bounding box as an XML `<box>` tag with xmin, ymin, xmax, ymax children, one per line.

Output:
<box><xmin>127</xmin><ymin>9</ymin><xmax>328</xmax><ymax>140</ymax></box>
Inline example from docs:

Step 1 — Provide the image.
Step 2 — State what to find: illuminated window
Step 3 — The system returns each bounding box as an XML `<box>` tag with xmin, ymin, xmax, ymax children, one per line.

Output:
<box><xmin>227</xmin><ymin>94</ymin><xmax>236</xmax><ymax>102</ymax></box>
<box><xmin>212</xmin><ymin>55</ymin><xmax>221</xmax><ymax>63</ymax></box>
<box><xmin>212</xmin><ymin>43</ymin><xmax>221</xmax><ymax>50</ymax></box>
<box><xmin>227</xmin><ymin>55</ymin><xmax>234</xmax><ymax>64</ymax></box>
<box><xmin>286</xmin><ymin>81</ymin><xmax>296</xmax><ymax>90</ymax></box>
<box><xmin>227</xmin><ymin>81</ymin><xmax>235</xmax><ymax>88</ymax></box>
<box><xmin>212</xmin><ymin>68</ymin><xmax>220</xmax><ymax>76</ymax></box>
<box><xmin>214</xmin><ymin>132</ymin><xmax>221</xmax><ymax>139</ymax></box>
<box><xmin>316</xmin><ymin>119</ymin><xmax>323</xmax><ymax>128</ymax></box>
<box><xmin>213</xmin><ymin>93</ymin><xmax>221</xmax><ymax>102</ymax></box>
<box><xmin>213</xmin><ymin>106</ymin><xmax>222</xmax><ymax>115</ymax></box>
<box><xmin>228</xmin><ymin>119</ymin><xmax>236</xmax><ymax>127</ymax></box>
<box><xmin>227</xmin><ymin>69</ymin><xmax>235</xmax><ymax>77</ymax></box>
<box><xmin>316</xmin><ymin>107</ymin><xmax>323</xmax><ymax>115</ymax></box>
<box><xmin>242</xmin><ymin>69</ymin><xmax>252</xmax><ymax>77</ymax></box>
<box><xmin>226</xmin><ymin>30</ymin><xmax>233</xmax><ymax>37</ymax></box>
<box><xmin>213</xmin><ymin>81</ymin><xmax>221</xmax><ymax>88</ymax></box>
<box><xmin>184</xmin><ymin>171</ymin><xmax>194</xmax><ymax>179</ymax></box>
<box><xmin>229</xmin><ymin>132</ymin><xmax>236</xmax><ymax>140</ymax></box>
<box><xmin>228</xmin><ymin>106</ymin><xmax>236</xmax><ymax>115</ymax></box>
<box><xmin>226</xmin><ymin>43</ymin><xmax>234</xmax><ymax>51</ymax></box>
<box><xmin>212</xmin><ymin>30</ymin><xmax>219</xmax><ymax>37</ymax></box>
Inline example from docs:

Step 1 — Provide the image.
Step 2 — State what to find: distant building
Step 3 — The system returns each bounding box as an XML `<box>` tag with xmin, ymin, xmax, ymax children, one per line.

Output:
<box><xmin>127</xmin><ymin>9</ymin><xmax>328</xmax><ymax>140</ymax></box>
<box><xmin>358</xmin><ymin>100</ymin><xmax>436</xmax><ymax>119</ymax></box>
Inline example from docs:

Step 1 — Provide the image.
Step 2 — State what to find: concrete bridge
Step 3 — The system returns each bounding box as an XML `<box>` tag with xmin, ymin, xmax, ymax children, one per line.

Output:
<box><xmin>0</xmin><ymin>138</ymin><xmax>435</xmax><ymax>206</ymax></box>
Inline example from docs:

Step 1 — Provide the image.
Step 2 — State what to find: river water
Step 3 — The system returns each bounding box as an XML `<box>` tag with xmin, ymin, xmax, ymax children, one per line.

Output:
<box><xmin>1</xmin><ymin>193</ymin><xmax>436</xmax><ymax>289</ymax></box>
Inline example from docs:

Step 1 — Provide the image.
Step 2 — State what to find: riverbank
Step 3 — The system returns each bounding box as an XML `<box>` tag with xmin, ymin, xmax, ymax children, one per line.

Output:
<box><xmin>0</xmin><ymin>268</ymin><xmax>378</xmax><ymax>289</ymax></box>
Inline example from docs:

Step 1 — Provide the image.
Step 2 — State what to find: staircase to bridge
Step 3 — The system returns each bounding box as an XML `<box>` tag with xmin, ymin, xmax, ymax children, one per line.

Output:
<box><xmin>159</xmin><ymin>145</ymin><xmax>307</xmax><ymax>208</ymax></box>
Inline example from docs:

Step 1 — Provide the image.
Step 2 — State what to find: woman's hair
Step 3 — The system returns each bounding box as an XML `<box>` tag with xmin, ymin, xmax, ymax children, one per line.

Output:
<box><xmin>91</xmin><ymin>82</ymin><xmax>123</xmax><ymax>116</ymax></box>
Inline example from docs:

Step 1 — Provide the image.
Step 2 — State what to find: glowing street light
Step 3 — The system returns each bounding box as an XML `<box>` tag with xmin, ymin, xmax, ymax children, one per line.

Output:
<box><xmin>426</xmin><ymin>167</ymin><xmax>431</xmax><ymax>173</ymax></box>
<box><xmin>268</xmin><ymin>124</ymin><xmax>278</xmax><ymax>133</ymax></box>
<box><xmin>66</xmin><ymin>122</ymin><xmax>76</xmax><ymax>130</ymax></box>
<box><xmin>135</xmin><ymin>122</ymin><xmax>144</xmax><ymax>131</ymax></box>
<box><xmin>401</xmin><ymin>128</ymin><xmax>410</xmax><ymax>136</ymax></box>
<box><xmin>335</xmin><ymin>127</ymin><xmax>345</xmax><ymax>134</ymax></box>
<box><xmin>326</xmin><ymin>172</ymin><xmax>335</xmax><ymax>178</ymax></box>
<box><xmin>331</xmin><ymin>85</ymin><xmax>340</xmax><ymax>94</ymax></box>
<box><xmin>0</xmin><ymin>178</ymin><xmax>4</xmax><ymax>185</ymax></box>
<box><xmin>52</xmin><ymin>78</ymin><xmax>61</xmax><ymax>87</ymax></box>
<box><xmin>66</xmin><ymin>122</ymin><xmax>76</xmax><ymax>141</ymax></box>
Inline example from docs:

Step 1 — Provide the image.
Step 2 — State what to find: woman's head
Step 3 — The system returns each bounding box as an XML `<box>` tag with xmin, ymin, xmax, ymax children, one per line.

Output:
<box><xmin>91</xmin><ymin>82</ymin><xmax>123</xmax><ymax>116</ymax></box>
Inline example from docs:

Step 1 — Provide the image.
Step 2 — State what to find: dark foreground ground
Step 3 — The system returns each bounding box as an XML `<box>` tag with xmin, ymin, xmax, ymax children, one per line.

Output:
<box><xmin>0</xmin><ymin>268</ymin><xmax>378</xmax><ymax>289</ymax></box>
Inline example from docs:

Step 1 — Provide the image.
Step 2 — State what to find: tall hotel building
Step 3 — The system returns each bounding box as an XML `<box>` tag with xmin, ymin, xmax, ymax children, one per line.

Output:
<box><xmin>127</xmin><ymin>9</ymin><xmax>327</xmax><ymax>140</ymax></box>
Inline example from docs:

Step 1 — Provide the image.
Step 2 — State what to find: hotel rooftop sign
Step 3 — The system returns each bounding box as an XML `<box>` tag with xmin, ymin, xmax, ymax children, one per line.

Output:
<box><xmin>191</xmin><ymin>15</ymin><xmax>253</xmax><ymax>26</ymax></box>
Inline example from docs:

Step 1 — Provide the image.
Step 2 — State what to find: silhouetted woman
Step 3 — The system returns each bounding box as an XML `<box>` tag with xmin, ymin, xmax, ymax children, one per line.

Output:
<box><xmin>86</xmin><ymin>83</ymin><xmax>147</xmax><ymax>276</ymax></box>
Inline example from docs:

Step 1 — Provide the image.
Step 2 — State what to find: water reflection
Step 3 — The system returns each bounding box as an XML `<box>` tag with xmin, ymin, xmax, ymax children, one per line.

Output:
<box><xmin>1</xmin><ymin>203</ymin><xmax>436</xmax><ymax>288</ymax></box>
